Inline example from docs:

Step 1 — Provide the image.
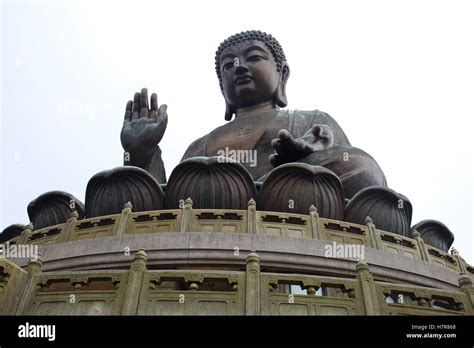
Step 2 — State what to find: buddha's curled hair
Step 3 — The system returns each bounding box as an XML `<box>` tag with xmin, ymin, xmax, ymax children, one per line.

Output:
<box><xmin>215</xmin><ymin>30</ymin><xmax>287</xmax><ymax>84</ymax></box>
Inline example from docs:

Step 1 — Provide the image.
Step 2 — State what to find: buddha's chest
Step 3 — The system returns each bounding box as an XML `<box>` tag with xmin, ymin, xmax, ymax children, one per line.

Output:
<box><xmin>206</xmin><ymin>113</ymin><xmax>277</xmax><ymax>155</ymax></box>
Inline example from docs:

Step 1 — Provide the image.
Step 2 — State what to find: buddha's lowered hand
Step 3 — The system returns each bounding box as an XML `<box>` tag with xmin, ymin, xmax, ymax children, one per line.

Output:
<box><xmin>269</xmin><ymin>124</ymin><xmax>334</xmax><ymax>167</ymax></box>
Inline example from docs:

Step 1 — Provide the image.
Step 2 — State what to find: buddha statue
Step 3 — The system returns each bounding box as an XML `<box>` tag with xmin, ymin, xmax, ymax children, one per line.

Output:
<box><xmin>120</xmin><ymin>30</ymin><xmax>386</xmax><ymax>199</ymax></box>
<box><xmin>0</xmin><ymin>31</ymin><xmax>454</xmax><ymax>252</ymax></box>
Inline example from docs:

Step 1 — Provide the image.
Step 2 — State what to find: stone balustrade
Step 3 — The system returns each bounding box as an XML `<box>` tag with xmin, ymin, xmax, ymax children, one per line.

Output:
<box><xmin>1</xmin><ymin>251</ymin><xmax>472</xmax><ymax>315</ymax></box>
<box><xmin>3</xmin><ymin>200</ymin><xmax>473</xmax><ymax>277</ymax></box>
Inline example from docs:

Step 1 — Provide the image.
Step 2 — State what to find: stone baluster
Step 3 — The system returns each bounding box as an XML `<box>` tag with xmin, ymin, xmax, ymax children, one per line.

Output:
<box><xmin>356</xmin><ymin>260</ymin><xmax>381</xmax><ymax>315</ymax></box>
<box><xmin>451</xmin><ymin>248</ymin><xmax>467</xmax><ymax>274</ymax></box>
<box><xmin>121</xmin><ymin>250</ymin><xmax>147</xmax><ymax>315</ymax></box>
<box><xmin>309</xmin><ymin>205</ymin><xmax>324</xmax><ymax>240</ymax></box>
<box><xmin>17</xmin><ymin>223</ymin><xmax>34</xmax><ymax>245</ymax></box>
<box><xmin>60</xmin><ymin>210</ymin><xmax>79</xmax><ymax>243</ymax></box>
<box><xmin>411</xmin><ymin>230</ymin><xmax>431</xmax><ymax>262</ymax></box>
<box><xmin>16</xmin><ymin>255</ymin><xmax>44</xmax><ymax>315</ymax></box>
<box><xmin>247</xmin><ymin>198</ymin><xmax>257</xmax><ymax>234</ymax></box>
<box><xmin>245</xmin><ymin>251</ymin><xmax>261</xmax><ymax>315</ymax></box>
<box><xmin>365</xmin><ymin>216</ymin><xmax>382</xmax><ymax>250</ymax></box>
<box><xmin>180</xmin><ymin>198</ymin><xmax>193</xmax><ymax>233</ymax></box>
<box><xmin>117</xmin><ymin>201</ymin><xmax>133</xmax><ymax>236</ymax></box>
<box><xmin>458</xmin><ymin>274</ymin><xmax>474</xmax><ymax>315</ymax></box>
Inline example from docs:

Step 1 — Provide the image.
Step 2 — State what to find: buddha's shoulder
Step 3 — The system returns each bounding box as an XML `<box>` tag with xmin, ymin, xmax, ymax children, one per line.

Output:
<box><xmin>186</xmin><ymin>135</ymin><xmax>208</xmax><ymax>150</ymax></box>
<box><xmin>282</xmin><ymin>109</ymin><xmax>336</xmax><ymax>122</ymax></box>
<box><xmin>182</xmin><ymin>135</ymin><xmax>208</xmax><ymax>159</ymax></box>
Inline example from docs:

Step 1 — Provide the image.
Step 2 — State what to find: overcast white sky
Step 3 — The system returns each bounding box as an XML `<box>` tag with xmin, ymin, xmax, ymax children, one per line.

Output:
<box><xmin>1</xmin><ymin>0</ymin><xmax>473</xmax><ymax>262</ymax></box>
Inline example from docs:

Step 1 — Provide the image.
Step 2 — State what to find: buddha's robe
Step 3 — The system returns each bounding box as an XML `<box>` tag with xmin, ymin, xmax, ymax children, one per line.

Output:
<box><xmin>182</xmin><ymin>109</ymin><xmax>386</xmax><ymax>199</ymax></box>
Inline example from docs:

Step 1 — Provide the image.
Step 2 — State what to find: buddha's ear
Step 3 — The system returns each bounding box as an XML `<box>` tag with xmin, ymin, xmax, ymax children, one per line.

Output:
<box><xmin>220</xmin><ymin>83</ymin><xmax>235</xmax><ymax>121</ymax></box>
<box><xmin>224</xmin><ymin>102</ymin><xmax>233</xmax><ymax>121</ymax></box>
<box><xmin>276</xmin><ymin>62</ymin><xmax>290</xmax><ymax>108</ymax></box>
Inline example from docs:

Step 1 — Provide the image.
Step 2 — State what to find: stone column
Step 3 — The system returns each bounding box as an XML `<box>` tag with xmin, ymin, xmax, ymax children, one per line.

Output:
<box><xmin>451</xmin><ymin>248</ymin><xmax>467</xmax><ymax>274</ymax></box>
<box><xmin>121</xmin><ymin>250</ymin><xmax>147</xmax><ymax>315</ymax></box>
<box><xmin>356</xmin><ymin>260</ymin><xmax>381</xmax><ymax>315</ymax></box>
<box><xmin>247</xmin><ymin>199</ymin><xmax>257</xmax><ymax>234</ymax></box>
<box><xmin>365</xmin><ymin>217</ymin><xmax>382</xmax><ymax>250</ymax></box>
<box><xmin>26</xmin><ymin>255</ymin><xmax>43</xmax><ymax>276</ymax></box>
<box><xmin>245</xmin><ymin>251</ymin><xmax>261</xmax><ymax>315</ymax></box>
<box><xmin>117</xmin><ymin>202</ymin><xmax>133</xmax><ymax>236</ymax></box>
<box><xmin>180</xmin><ymin>198</ymin><xmax>193</xmax><ymax>233</ymax></box>
<box><xmin>458</xmin><ymin>274</ymin><xmax>474</xmax><ymax>315</ymax></box>
<box><xmin>60</xmin><ymin>211</ymin><xmax>79</xmax><ymax>243</ymax></box>
<box><xmin>16</xmin><ymin>255</ymin><xmax>44</xmax><ymax>315</ymax></box>
<box><xmin>309</xmin><ymin>205</ymin><xmax>324</xmax><ymax>240</ymax></box>
<box><xmin>411</xmin><ymin>230</ymin><xmax>431</xmax><ymax>262</ymax></box>
<box><xmin>17</xmin><ymin>223</ymin><xmax>34</xmax><ymax>245</ymax></box>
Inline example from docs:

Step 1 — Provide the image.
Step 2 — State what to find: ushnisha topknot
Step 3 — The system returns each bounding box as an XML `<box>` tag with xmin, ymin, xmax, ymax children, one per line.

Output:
<box><xmin>215</xmin><ymin>30</ymin><xmax>287</xmax><ymax>84</ymax></box>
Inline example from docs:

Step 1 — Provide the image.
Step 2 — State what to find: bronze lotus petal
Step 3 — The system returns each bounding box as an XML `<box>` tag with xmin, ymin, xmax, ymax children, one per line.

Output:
<box><xmin>411</xmin><ymin>219</ymin><xmax>454</xmax><ymax>252</ymax></box>
<box><xmin>258</xmin><ymin>163</ymin><xmax>345</xmax><ymax>218</ymax></box>
<box><xmin>0</xmin><ymin>224</ymin><xmax>26</xmax><ymax>243</ymax></box>
<box><xmin>165</xmin><ymin>156</ymin><xmax>257</xmax><ymax>209</ymax></box>
<box><xmin>344</xmin><ymin>186</ymin><xmax>412</xmax><ymax>236</ymax></box>
<box><xmin>85</xmin><ymin>166</ymin><xmax>164</xmax><ymax>217</ymax></box>
<box><xmin>27</xmin><ymin>191</ymin><xmax>85</xmax><ymax>230</ymax></box>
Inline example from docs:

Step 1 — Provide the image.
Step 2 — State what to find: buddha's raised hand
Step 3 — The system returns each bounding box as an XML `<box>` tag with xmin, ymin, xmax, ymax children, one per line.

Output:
<box><xmin>269</xmin><ymin>124</ymin><xmax>334</xmax><ymax>167</ymax></box>
<box><xmin>120</xmin><ymin>88</ymin><xmax>168</xmax><ymax>166</ymax></box>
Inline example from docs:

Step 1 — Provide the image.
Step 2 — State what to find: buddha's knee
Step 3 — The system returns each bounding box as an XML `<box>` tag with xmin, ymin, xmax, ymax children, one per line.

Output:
<box><xmin>298</xmin><ymin>146</ymin><xmax>387</xmax><ymax>199</ymax></box>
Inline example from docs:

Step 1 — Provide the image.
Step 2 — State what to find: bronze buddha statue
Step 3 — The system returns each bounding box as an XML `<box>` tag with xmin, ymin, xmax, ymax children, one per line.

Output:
<box><xmin>120</xmin><ymin>30</ymin><xmax>386</xmax><ymax>199</ymax></box>
<box><xmin>0</xmin><ymin>31</ymin><xmax>454</xmax><ymax>252</ymax></box>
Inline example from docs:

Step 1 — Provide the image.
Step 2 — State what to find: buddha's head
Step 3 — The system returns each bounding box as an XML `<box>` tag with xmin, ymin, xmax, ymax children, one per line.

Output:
<box><xmin>215</xmin><ymin>30</ymin><xmax>290</xmax><ymax>121</ymax></box>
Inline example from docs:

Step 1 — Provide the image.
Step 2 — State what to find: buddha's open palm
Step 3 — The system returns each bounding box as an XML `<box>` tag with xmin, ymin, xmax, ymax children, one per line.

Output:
<box><xmin>120</xmin><ymin>88</ymin><xmax>168</xmax><ymax>163</ymax></box>
<box><xmin>269</xmin><ymin>124</ymin><xmax>334</xmax><ymax>167</ymax></box>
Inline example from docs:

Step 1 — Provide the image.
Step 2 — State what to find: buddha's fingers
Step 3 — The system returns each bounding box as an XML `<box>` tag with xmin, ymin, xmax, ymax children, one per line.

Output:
<box><xmin>124</xmin><ymin>100</ymin><xmax>133</xmax><ymax>123</ymax></box>
<box><xmin>140</xmin><ymin>88</ymin><xmax>149</xmax><ymax>118</ymax></box>
<box><xmin>269</xmin><ymin>153</ymin><xmax>281</xmax><ymax>167</ymax></box>
<box><xmin>150</xmin><ymin>93</ymin><xmax>158</xmax><ymax>112</ymax></box>
<box><xmin>323</xmin><ymin>125</ymin><xmax>335</xmax><ymax>146</ymax></box>
<box><xmin>154</xmin><ymin>104</ymin><xmax>168</xmax><ymax>142</ymax></box>
<box><xmin>271</xmin><ymin>138</ymin><xmax>288</xmax><ymax>156</ymax></box>
<box><xmin>157</xmin><ymin>104</ymin><xmax>167</xmax><ymax>119</ymax></box>
<box><xmin>278</xmin><ymin>129</ymin><xmax>294</xmax><ymax>141</ymax></box>
<box><xmin>132</xmin><ymin>92</ymin><xmax>140</xmax><ymax>121</ymax></box>
<box><xmin>150</xmin><ymin>93</ymin><xmax>158</xmax><ymax>119</ymax></box>
<box><xmin>311</xmin><ymin>125</ymin><xmax>322</xmax><ymax>138</ymax></box>
<box><xmin>278</xmin><ymin>129</ymin><xmax>301</xmax><ymax>157</ymax></box>
<box><xmin>271</xmin><ymin>138</ymin><xmax>280</xmax><ymax>148</ymax></box>
<box><xmin>312</xmin><ymin>124</ymin><xmax>332</xmax><ymax>142</ymax></box>
<box><xmin>295</xmin><ymin>138</ymin><xmax>310</xmax><ymax>153</ymax></box>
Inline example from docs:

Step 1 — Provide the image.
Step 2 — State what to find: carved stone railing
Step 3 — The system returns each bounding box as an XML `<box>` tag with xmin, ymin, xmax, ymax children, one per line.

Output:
<box><xmin>0</xmin><ymin>258</ymin><xmax>29</xmax><ymax>314</ymax></box>
<box><xmin>4</xmin><ymin>200</ymin><xmax>473</xmax><ymax>278</ymax></box>
<box><xmin>376</xmin><ymin>280</ymin><xmax>470</xmax><ymax>315</ymax></box>
<box><xmin>1</xmin><ymin>251</ymin><xmax>472</xmax><ymax>315</ymax></box>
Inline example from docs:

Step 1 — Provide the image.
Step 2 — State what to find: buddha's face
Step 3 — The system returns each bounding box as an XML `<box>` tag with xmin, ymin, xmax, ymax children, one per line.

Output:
<box><xmin>219</xmin><ymin>40</ymin><xmax>281</xmax><ymax>110</ymax></box>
